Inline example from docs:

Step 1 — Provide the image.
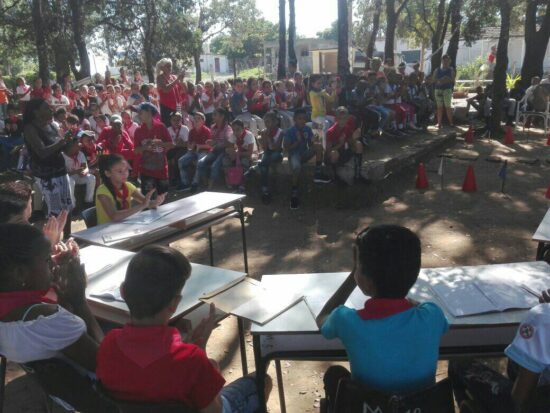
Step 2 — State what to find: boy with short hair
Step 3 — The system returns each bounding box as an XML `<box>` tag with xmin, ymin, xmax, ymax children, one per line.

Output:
<box><xmin>283</xmin><ymin>109</ymin><xmax>330</xmax><ymax>210</ymax></box>
<box><xmin>316</xmin><ymin>225</ymin><xmax>448</xmax><ymax>411</ymax></box>
<box><xmin>178</xmin><ymin>112</ymin><xmax>212</xmax><ymax>193</ymax></box>
<box><xmin>97</xmin><ymin>245</ymin><xmax>271</xmax><ymax>412</ymax></box>
<box><xmin>325</xmin><ymin>107</ymin><xmax>364</xmax><ymax>182</ymax></box>
<box><xmin>62</xmin><ymin>138</ymin><xmax>96</xmax><ymax>208</ymax></box>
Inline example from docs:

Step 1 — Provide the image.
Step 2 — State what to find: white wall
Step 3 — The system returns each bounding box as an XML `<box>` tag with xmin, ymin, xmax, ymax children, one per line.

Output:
<box><xmin>199</xmin><ymin>54</ymin><xmax>230</xmax><ymax>74</ymax></box>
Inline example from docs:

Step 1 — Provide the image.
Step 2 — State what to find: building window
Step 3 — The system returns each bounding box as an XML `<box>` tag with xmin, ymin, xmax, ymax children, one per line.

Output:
<box><xmin>301</xmin><ymin>49</ymin><xmax>309</xmax><ymax>57</ymax></box>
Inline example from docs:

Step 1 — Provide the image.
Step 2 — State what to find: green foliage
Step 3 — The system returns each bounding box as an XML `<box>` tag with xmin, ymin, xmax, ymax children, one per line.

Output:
<box><xmin>506</xmin><ymin>73</ymin><xmax>521</xmax><ymax>90</ymax></box>
<box><xmin>317</xmin><ymin>21</ymin><xmax>338</xmax><ymax>41</ymax></box>
<box><xmin>456</xmin><ymin>56</ymin><xmax>485</xmax><ymax>80</ymax></box>
<box><xmin>238</xmin><ymin>67</ymin><xmax>264</xmax><ymax>78</ymax></box>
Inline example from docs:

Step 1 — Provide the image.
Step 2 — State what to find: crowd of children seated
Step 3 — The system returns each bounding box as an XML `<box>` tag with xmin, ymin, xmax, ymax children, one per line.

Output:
<box><xmin>1</xmin><ymin>56</ymin><xmax>461</xmax><ymax>214</ymax></box>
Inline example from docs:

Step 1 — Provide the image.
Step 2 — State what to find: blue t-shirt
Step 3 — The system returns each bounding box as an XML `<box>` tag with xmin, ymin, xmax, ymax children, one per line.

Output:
<box><xmin>283</xmin><ymin>125</ymin><xmax>314</xmax><ymax>156</ymax></box>
<box><xmin>321</xmin><ymin>302</ymin><xmax>449</xmax><ymax>394</ymax></box>
<box><xmin>230</xmin><ymin>92</ymin><xmax>246</xmax><ymax>115</ymax></box>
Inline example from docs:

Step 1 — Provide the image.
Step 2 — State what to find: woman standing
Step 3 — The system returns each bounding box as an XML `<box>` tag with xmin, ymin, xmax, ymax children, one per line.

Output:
<box><xmin>434</xmin><ymin>54</ymin><xmax>455</xmax><ymax>128</ymax></box>
<box><xmin>23</xmin><ymin>98</ymin><xmax>73</xmax><ymax>236</ymax></box>
<box><xmin>155</xmin><ymin>58</ymin><xmax>184</xmax><ymax>127</ymax></box>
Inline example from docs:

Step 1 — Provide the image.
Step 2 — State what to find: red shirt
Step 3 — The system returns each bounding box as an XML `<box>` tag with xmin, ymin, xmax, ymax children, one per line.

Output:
<box><xmin>97</xmin><ymin>127</ymin><xmax>134</xmax><ymax>160</ymax></box>
<box><xmin>245</xmin><ymin>90</ymin><xmax>266</xmax><ymax>113</ymax></box>
<box><xmin>189</xmin><ymin>124</ymin><xmax>211</xmax><ymax>147</ymax></box>
<box><xmin>157</xmin><ymin>74</ymin><xmax>180</xmax><ymax>110</ymax></box>
<box><xmin>31</xmin><ymin>86</ymin><xmax>50</xmax><ymax>99</ymax></box>
<box><xmin>97</xmin><ymin>325</ymin><xmax>225</xmax><ymax>408</ymax></box>
<box><xmin>133</xmin><ymin>121</ymin><xmax>172</xmax><ymax>179</ymax></box>
<box><xmin>326</xmin><ymin>116</ymin><xmax>356</xmax><ymax>148</ymax></box>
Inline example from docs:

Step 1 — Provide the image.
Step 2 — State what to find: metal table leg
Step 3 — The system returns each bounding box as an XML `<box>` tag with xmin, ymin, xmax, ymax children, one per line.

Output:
<box><xmin>207</xmin><ymin>227</ymin><xmax>214</xmax><ymax>266</ymax></box>
<box><xmin>238</xmin><ymin>318</ymin><xmax>248</xmax><ymax>375</ymax></box>
<box><xmin>238</xmin><ymin>201</ymin><xmax>249</xmax><ymax>274</ymax></box>
<box><xmin>275</xmin><ymin>360</ymin><xmax>287</xmax><ymax>413</ymax></box>
<box><xmin>253</xmin><ymin>335</ymin><xmax>268</xmax><ymax>413</ymax></box>
<box><xmin>0</xmin><ymin>356</ymin><xmax>6</xmax><ymax>413</ymax></box>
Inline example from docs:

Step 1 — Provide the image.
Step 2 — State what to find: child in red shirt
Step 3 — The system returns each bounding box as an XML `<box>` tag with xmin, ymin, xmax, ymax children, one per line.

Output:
<box><xmin>96</xmin><ymin>245</ymin><xmax>271</xmax><ymax>412</ymax></box>
<box><xmin>325</xmin><ymin>107</ymin><xmax>365</xmax><ymax>182</ymax></box>
<box><xmin>177</xmin><ymin>112</ymin><xmax>212</xmax><ymax>192</ymax></box>
<box><xmin>134</xmin><ymin>103</ymin><xmax>174</xmax><ymax>194</ymax></box>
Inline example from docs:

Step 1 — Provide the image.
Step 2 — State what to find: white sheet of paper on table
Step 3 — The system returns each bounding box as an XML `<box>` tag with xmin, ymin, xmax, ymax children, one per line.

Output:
<box><xmin>121</xmin><ymin>209</ymin><xmax>175</xmax><ymax>225</ymax></box>
<box><xmin>90</xmin><ymin>286</ymin><xmax>124</xmax><ymax>302</ymax></box>
<box><xmin>230</xmin><ymin>290</ymin><xmax>304</xmax><ymax>325</ymax></box>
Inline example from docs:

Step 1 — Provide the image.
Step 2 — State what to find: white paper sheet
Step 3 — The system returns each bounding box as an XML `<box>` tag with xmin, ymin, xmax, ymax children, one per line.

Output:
<box><xmin>121</xmin><ymin>209</ymin><xmax>174</xmax><ymax>225</ymax></box>
<box><xmin>90</xmin><ymin>285</ymin><xmax>124</xmax><ymax>302</ymax></box>
<box><xmin>230</xmin><ymin>290</ymin><xmax>304</xmax><ymax>325</ymax></box>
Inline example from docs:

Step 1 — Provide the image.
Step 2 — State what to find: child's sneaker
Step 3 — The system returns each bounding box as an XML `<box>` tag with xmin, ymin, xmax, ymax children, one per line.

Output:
<box><xmin>313</xmin><ymin>172</ymin><xmax>331</xmax><ymax>184</ymax></box>
<box><xmin>290</xmin><ymin>195</ymin><xmax>300</xmax><ymax>210</ymax></box>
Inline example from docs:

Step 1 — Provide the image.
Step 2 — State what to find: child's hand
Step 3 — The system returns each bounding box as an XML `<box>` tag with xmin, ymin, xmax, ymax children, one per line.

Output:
<box><xmin>52</xmin><ymin>256</ymin><xmax>87</xmax><ymax>309</ymax></box>
<box><xmin>188</xmin><ymin>303</ymin><xmax>217</xmax><ymax>349</ymax></box>
<box><xmin>43</xmin><ymin>210</ymin><xmax>68</xmax><ymax>245</ymax></box>
<box><xmin>149</xmin><ymin>192</ymin><xmax>166</xmax><ymax>209</ymax></box>
<box><xmin>142</xmin><ymin>189</ymin><xmax>155</xmax><ymax>209</ymax></box>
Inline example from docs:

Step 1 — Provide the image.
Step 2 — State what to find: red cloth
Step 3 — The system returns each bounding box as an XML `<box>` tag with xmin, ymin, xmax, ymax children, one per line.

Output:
<box><xmin>158</xmin><ymin>74</ymin><xmax>180</xmax><ymax>110</ymax></box>
<box><xmin>133</xmin><ymin>121</ymin><xmax>172</xmax><ymax>179</ymax></box>
<box><xmin>30</xmin><ymin>86</ymin><xmax>51</xmax><ymax>100</ymax></box>
<box><xmin>326</xmin><ymin>116</ymin><xmax>356</xmax><ymax>147</ymax></box>
<box><xmin>488</xmin><ymin>53</ymin><xmax>496</xmax><ymax>64</ymax></box>
<box><xmin>357</xmin><ymin>298</ymin><xmax>413</xmax><ymax>320</ymax></box>
<box><xmin>0</xmin><ymin>290</ymin><xmax>56</xmax><ymax>320</ymax></box>
<box><xmin>97</xmin><ymin>127</ymin><xmax>135</xmax><ymax>161</ymax></box>
<box><xmin>245</xmin><ymin>90</ymin><xmax>266</xmax><ymax>113</ymax></box>
<box><xmin>81</xmin><ymin>142</ymin><xmax>98</xmax><ymax>165</ymax></box>
<box><xmin>188</xmin><ymin>124</ymin><xmax>211</xmax><ymax>147</ymax></box>
<box><xmin>97</xmin><ymin>325</ymin><xmax>225</xmax><ymax>408</ymax></box>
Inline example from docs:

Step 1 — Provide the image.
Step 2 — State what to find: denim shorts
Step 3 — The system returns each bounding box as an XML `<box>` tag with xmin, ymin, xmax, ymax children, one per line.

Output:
<box><xmin>221</xmin><ymin>375</ymin><xmax>260</xmax><ymax>413</ymax></box>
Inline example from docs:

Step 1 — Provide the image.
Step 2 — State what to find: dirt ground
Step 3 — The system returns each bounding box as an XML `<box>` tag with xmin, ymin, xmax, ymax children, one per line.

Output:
<box><xmin>4</xmin><ymin>124</ymin><xmax>550</xmax><ymax>412</ymax></box>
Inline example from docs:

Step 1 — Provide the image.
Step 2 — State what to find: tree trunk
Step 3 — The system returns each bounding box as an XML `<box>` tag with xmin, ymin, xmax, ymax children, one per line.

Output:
<box><xmin>69</xmin><ymin>0</ymin><xmax>90</xmax><ymax>80</ymax></box>
<box><xmin>288</xmin><ymin>0</ymin><xmax>297</xmax><ymax>73</ymax></box>
<box><xmin>490</xmin><ymin>0</ymin><xmax>512</xmax><ymax>135</ymax></box>
<box><xmin>32</xmin><ymin>0</ymin><xmax>50</xmax><ymax>85</ymax></box>
<box><xmin>365</xmin><ymin>0</ymin><xmax>382</xmax><ymax>69</ymax></box>
<box><xmin>233</xmin><ymin>57</ymin><xmax>237</xmax><ymax>80</ymax></box>
<box><xmin>384</xmin><ymin>0</ymin><xmax>396</xmax><ymax>63</ymax></box>
<box><xmin>520</xmin><ymin>0</ymin><xmax>550</xmax><ymax>89</ymax></box>
<box><xmin>143</xmin><ymin>0</ymin><xmax>157</xmax><ymax>82</ymax></box>
<box><xmin>385</xmin><ymin>0</ymin><xmax>409</xmax><ymax>64</ymax></box>
<box><xmin>52</xmin><ymin>39</ymin><xmax>72</xmax><ymax>84</ymax></box>
<box><xmin>194</xmin><ymin>49</ymin><xmax>202</xmax><ymax>83</ymax></box>
<box><xmin>430</xmin><ymin>0</ymin><xmax>448</xmax><ymax>74</ymax></box>
<box><xmin>446</xmin><ymin>0</ymin><xmax>462</xmax><ymax>68</ymax></box>
<box><xmin>338</xmin><ymin>0</ymin><xmax>350</xmax><ymax>76</ymax></box>
<box><xmin>277</xmin><ymin>0</ymin><xmax>287</xmax><ymax>80</ymax></box>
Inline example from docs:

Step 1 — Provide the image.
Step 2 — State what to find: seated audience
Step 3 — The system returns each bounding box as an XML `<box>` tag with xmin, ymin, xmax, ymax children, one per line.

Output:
<box><xmin>178</xmin><ymin>112</ymin><xmax>212</xmax><ymax>192</ymax></box>
<box><xmin>62</xmin><ymin>138</ymin><xmax>96</xmax><ymax>209</ymax></box>
<box><xmin>224</xmin><ymin>119</ymin><xmax>254</xmax><ymax>192</ymax></box>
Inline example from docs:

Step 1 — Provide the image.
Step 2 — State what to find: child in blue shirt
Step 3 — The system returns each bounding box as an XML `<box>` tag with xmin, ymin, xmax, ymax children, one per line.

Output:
<box><xmin>282</xmin><ymin>109</ymin><xmax>330</xmax><ymax>210</ymax></box>
<box><xmin>316</xmin><ymin>225</ymin><xmax>448</xmax><ymax>410</ymax></box>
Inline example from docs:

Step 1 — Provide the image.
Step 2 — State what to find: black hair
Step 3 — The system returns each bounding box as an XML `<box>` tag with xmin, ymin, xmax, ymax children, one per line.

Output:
<box><xmin>98</xmin><ymin>154</ymin><xmax>126</xmax><ymax>210</ymax></box>
<box><xmin>294</xmin><ymin>108</ymin><xmax>307</xmax><ymax>119</ymax></box>
<box><xmin>214</xmin><ymin>107</ymin><xmax>230</xmax><ymax>124</ymax></box>
<box><xmin>234</xmin><ymin>78</ymin><xmax>243</xmax><ymax>84</ymax></box>
<box><xmin>355</xmin><ymin>225</ymin><xmax>421</xmax><ymax>298</ymax></box>
<box><xmin>6</xmin><ymin>103</ymin><xmax>17</xmax><ymax>113</ymax></box>
<box><xmin>66</xmin><ymin>114</ymin><xmax>79</xmax><ymax>125</ymax></box>
<box><xmin>123</xmin><ymin>245</ymin><xmax>192</xmax><ymax>319</ymax></box>
<box><xmin>23</xmin><ymin>98</ymin><xmax>48</xmax><ymax>125</ymax></box>
<box><xmin>263</xmin><ymin>111</ymin><xmax>281</xmax><ymax>127</ymax></box>
<box><xmin>71</xmin><ymin>107</ymin><xmax>85</xmax><ymax>122</ymax></box>
<box><xmin>231</xmin><ymin>119</ymin><xmax>245</xmax><ymax>128</ymax></box>
<box><xmin>55</xmin><ymin>107</ymin><xmax>67</xmax><ymax>117</ymax></box>
<box><xmin>0</xmin><ymin>224</ymin><xmax>51</xmax><ymax>291</ymax></box>
<box><xmin>63</xmin><ymin>138</ymin><xmax>80</xmax><ymax>154</ymax></box>
<box><xmin>0</xmin><ymin>181</ymin><xmax>33</xmax><ymax>224</ymax></box>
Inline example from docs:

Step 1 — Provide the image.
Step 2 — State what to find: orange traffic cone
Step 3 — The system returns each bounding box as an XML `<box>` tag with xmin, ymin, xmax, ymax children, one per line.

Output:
<box><xmin>546</xmin><ymin>184</ymin><xmax>550</xmax><ymax>199</ymax></box>
<box><xmin>464</xmin><ymin>125</ymin><xmax>474</xmax><ymax>144</ymax></box>
<box><xmin>462</xmin><ymin>165</ymin><xmax>477</xmax><ymax>192</ymax></box>
<box><xmin>504</xmin><ymin>126</ymin><xmax>514</xmax><ymax>145</ymax></box>
<box><xmin>416</xmin><ymin>163</ymin><xmax>429</xmax><ymax>189</ymax></box>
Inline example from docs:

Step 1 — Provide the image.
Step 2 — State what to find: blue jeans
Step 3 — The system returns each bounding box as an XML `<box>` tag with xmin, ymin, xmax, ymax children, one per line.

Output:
<box><xmin>0</xmin><ymin>104</ymin><xmax>7</xmax><ymax>120</ymax></box>
<box><xmin>258</xmin><ymin>150</ymin><xmax>283</xmax><ymax>188</ymax></box>
<box><xmin>198</xmin><ymin>148</ymin><xmax>225</xmax><ymax>184</ymax></box>
<box><xmin>178</xmin><ymin>151</ymin><xmax>208</xmax><ymax>186</ymax></box>
<box><xmin>221</xmin><ymin>375</ymin><xmax>260</xmax><ymax>413</ymax></box>
<box><xmin>289</xmin><ymin>148</ymin><xmax>316</xmax><ymax>173</ymax></box>
<box><xmin>368</xmin><ymin>105</ymin><xmax>390</xmax><ymax>129</ymax></box>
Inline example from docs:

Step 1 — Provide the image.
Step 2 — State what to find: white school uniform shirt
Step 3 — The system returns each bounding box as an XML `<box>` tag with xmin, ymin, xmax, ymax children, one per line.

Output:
<box><xmin>167</xmin><ymin>125</ymin><xmax>190</xmax><ymax>145</ymax></box>
<box><xmin>49</xmin><ymin>94</ymin><xmax>70</xmax><ymax>110</ymax></box>
<box><xmin>201</xmin><ymin>93</ymin><xmax>215</xmax><ymax>114</ymax></box>
<box><xmin>16</xmin><ymin>85</ymin><xmax>31</xmax><ymax>102</ymax></box>
<box><xmin>62</xmin><ymin>151</ymin><xmax>87</xmax><ymax>173</ymax></box>
<box><xmin>505</xmin><ymin>303</ymin><xmax>550</xmax><ymax>385</ymax></box>
<box><xmin>385</xmin><ymin>84</ymin><xmax>401</xmax><ymax>104</ymax></box>
<box><xmin>228</xmin><ymin>130</ymin><xmax>255</xmax><ymax>148</ymax></box>
<box><xmin>0</xmin><ymin>305</ymin><xmax>86</xmax><ymax>364</ymax></box>
<box><xmin>266</xmin><ymin>128</ymin><xmax>283</xmax><ymax>151</ymax></box>
<box><xmin>124</xmin><ymin>122</ymin><xmax>139</xmax><ymax>140</ymax></box>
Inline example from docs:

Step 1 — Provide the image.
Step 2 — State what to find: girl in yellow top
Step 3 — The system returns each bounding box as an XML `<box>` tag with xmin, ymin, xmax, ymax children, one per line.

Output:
<box><xmin>95</xmin><ymin>154</ymin><xmax>165</xmax><ymax>225</ymax></box>
<box><xmin>308</xmin><ymin>74</ymin><xmax>338</xmax><ymax>120</ymax></box>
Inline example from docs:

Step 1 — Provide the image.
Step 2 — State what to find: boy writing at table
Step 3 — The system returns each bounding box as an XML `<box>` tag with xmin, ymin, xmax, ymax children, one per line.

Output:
<box><xmin>316</xmin><ymin>225</ymin><xmax>448</xmax><ymax>411</ymax></box>
<box><xmin>97</xmin><ymin>245</ymin><xmax>272</xmax><ymax>413</ymax></box>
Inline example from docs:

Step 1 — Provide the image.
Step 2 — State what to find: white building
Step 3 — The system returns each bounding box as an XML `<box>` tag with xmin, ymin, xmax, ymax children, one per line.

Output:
<box><xmin>196</xmin><ymin>43</ymin><xmax>231</xmax><ymax>75</ymax></box>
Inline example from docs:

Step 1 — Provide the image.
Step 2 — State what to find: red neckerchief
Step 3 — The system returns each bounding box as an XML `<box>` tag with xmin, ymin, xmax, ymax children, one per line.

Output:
<box><xmin>356</xmin><ymin>298</ymin><xmax>413</xmax><ymax>320</ymax></box>
<box><xmin>114</xmin><ymin>183</ymin><xmax>129</xmax><ymax>209</ymax></box>
<box><xmin>0</xmin><ymin>290</ymin><xmax>57</xmax><ymax>320</ymax></box>
<box><xmin>236</xmin><ymin>130</ymin><xmax>246</xmax><ymax>151</ymax></box>
<box><xmin>268</xmin><ymin>128</ymin><xmax>279</xmax><ymax>139</ymax></box>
